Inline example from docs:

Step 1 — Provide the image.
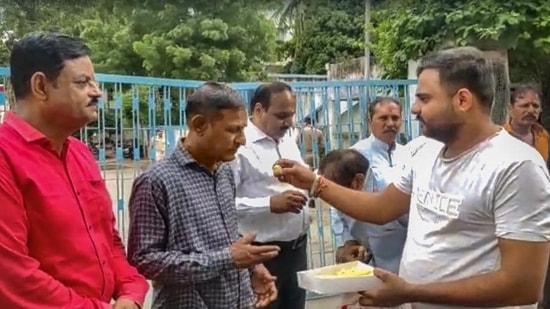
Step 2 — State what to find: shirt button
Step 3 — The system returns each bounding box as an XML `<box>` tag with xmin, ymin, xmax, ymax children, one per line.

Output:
<box><xmin>88</xmin><ymin>225</ymin><xmax>92</xmax><ymax>230</ymax></box>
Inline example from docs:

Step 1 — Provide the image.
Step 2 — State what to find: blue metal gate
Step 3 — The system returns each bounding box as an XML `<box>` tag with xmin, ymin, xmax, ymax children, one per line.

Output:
<box><xmin>0</xmin><ymin>67</ymin><xmax>418</xmax><ymax>298</ymax></box>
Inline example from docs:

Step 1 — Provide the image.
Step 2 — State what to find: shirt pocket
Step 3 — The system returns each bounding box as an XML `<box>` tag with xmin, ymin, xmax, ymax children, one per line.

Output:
<box><xmin>78</xmin><ymin>178</ymin><xmax>113</xmax><ymax>231</ymax></box>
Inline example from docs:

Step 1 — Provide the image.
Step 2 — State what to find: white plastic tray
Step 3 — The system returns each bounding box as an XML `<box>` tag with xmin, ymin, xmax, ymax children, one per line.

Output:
<box><xmin>297</xmin><ymin>261</ymin><xmax>382</xmax><ymax>294</ymax></box>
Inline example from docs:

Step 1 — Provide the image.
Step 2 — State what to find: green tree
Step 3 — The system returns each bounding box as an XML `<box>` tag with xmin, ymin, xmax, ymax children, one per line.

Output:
<box><xmin>0</xmin><ymin>0</ymin><xmax>85</xmax><ymax>62</ymax></box>
<box><xmin>123</xmin><ymin>2</ymin><xmax>278</xmax><ymax>81</ymax></box>
<box><xmin>0</xmin><ymin>1</ymin><xmax>281</xmax><ymax>131</ymax></box>
<box><xmin>280</xmin><ymin>0</ymin><xmax>366</xmax><ymax>74</ymax></box>
<box><xmin>372</xmin><ymin>0</ymin><xmax>550</xmax><ymax>125</ymax></box>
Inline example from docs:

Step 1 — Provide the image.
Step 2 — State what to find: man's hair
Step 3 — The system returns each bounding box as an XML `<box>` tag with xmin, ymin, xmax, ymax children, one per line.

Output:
<box><xmin>10</xmin><ymin>32</ymin><xmax>91</xmax><ymax>100</ymax></box>
<box><xmin>417</xmin><ymin>46</ymin><xmax>495</xmax><ymax>110</ymax></box>
<box><xmin>185</xmin><ymin>81</ymin><xmax>246</xmax><ymax>120</ymax></box>
<box><xmin>319</xmin><ymin>149</ymin><xmax>369</xmax><ymax>187</ymax></box>
<box><xmin>367</xmin><ymin>96</ymin><xmax>402</xmax><ymax>120</ymax></box>
<box><xmin>510</xmin><ymin>84</ymin><xmax>540</xmax><ymax>106</ymax></box>
<box><xmin>249</xmin><ymin>81</ymin><xmax>293</xmax><ymax>113</ymax></box>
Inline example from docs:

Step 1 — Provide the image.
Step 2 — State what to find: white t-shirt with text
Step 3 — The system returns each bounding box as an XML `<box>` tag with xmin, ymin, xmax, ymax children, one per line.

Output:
<box><xmin>394</xmin><ymin>130</ymin><xmax>550</xmax><ymax>309</ymax></box>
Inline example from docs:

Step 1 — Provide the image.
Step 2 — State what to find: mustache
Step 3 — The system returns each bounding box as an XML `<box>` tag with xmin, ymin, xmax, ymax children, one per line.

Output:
<box><xmin>416</xmin><ymin>115</ymin><xmax>424</xmax><ymax>123</ymax></box>
<box><xmin>87</xmin><ymin>97</ymin><xmax>99</xmax><ymax>107</ymax></box>
<box><xmin>524</xmin><ymin>114</ymin><xmax>537</xmax><ymax>120</ymax></box>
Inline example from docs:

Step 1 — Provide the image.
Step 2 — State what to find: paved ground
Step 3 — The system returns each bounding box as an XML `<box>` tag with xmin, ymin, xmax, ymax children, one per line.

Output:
<box><xmin>103</xmin><ymin>163</ymin><xmax>338</xmax><ymax>308</ymax></box>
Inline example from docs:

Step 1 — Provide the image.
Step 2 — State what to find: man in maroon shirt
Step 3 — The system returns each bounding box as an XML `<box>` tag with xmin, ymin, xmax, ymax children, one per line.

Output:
<box><xmin>0</xmin><ymin>32</ymin><xmax>149</xmax><ymax>308</ymax></box>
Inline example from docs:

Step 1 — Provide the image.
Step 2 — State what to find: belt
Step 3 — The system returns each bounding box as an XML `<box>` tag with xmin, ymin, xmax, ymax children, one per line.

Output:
<box><xmin>254</xmin><ymin>234</ymin><xmax>307</xmax><ymax>251</ymax></box>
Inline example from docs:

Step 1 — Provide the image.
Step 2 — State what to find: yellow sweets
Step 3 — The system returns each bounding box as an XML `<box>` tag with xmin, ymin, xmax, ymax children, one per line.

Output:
<box><xmin>317</xmin><ymin>267</ymin><xmax>373</xmax><ymax>278</ymax></box>
<box><xmin>272</xmin><ymin>164</ymin><xmax>282</xmax><ymax>176</ymax></box>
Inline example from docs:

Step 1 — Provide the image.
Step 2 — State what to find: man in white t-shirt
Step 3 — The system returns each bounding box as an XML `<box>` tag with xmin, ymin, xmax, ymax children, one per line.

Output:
<box><xmin>404</xmin><ymin>135</ymin><xmax>442</xmax><ymax>157</ymax></box>
<box><xmin>273</xmin><ymin>46</ymin><xmax>550</xmax><ymax>309</ymax></box>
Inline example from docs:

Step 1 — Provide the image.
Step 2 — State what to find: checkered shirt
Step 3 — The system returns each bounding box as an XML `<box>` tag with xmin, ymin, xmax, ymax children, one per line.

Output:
<box><xmin>127</xmin><ymin>146</ymin><xmax>254</xmax><ymax>309</ymax></box>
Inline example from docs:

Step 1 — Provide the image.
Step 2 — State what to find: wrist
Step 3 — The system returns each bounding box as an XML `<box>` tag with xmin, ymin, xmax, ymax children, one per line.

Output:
<box><xmin>400</xmin><ymin>282</ymin><xmax>418</xmax><ymax>304</ymax></box>
<box><xmin>268</xmin><ymin>196</ymin><xmax>277</xmax><ymax>213</ymax></box>
<box><xmin>309</xmin><ymin>175</ymin><xmax>328</xmax><ymax>198</ymax></box>
<box><xmin>308</xmin><ymin>175</ymin><xmax>319</xmax><ymax>197</ymax></box>
<box><xmin>307</xmin><ymin>171</ymin><xmax>317</xmax><ymax>188</ymax></box>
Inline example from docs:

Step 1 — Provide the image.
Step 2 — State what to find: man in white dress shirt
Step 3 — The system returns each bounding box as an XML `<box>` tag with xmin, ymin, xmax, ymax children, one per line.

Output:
<box><xmin>331</xmin><ymin>97</ymin><xmax>410</xmax><ymax>274</ymax></box>
<box><xmin>230</xmin><ymin>82</ymin><xmax>309</xmax><ymax>309</ymax></box>
<box><xmin>273</xmin><ymin>46</ymin><xmax>550</xmax><ymax>309</ymax></box>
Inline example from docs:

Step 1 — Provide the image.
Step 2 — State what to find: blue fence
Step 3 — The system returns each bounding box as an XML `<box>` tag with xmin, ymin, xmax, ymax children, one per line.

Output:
<box><xmin>0</xmin><ymin>67</ymin><xmax>419</xmax><ymax>298</ymax></box>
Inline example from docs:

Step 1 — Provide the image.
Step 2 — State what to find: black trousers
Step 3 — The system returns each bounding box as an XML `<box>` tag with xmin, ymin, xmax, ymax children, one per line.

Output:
<box><xmin>258</xmin><ymin>235</ymin><xmax>308</xmax><ymax>309</ymax></box>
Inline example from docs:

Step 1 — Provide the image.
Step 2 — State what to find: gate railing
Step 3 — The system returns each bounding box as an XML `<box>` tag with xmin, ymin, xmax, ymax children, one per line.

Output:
<box><xmin>0</xmin><ymin>67</ymin><xmax>418</xmax><ymax>296</ymax></box>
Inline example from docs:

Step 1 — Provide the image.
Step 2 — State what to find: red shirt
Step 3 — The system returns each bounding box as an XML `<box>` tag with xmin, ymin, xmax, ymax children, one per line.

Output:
<box><xmin>0</xmin><ymin>112</ymin><xmax>148</xmax><ymax>308</ymax></box>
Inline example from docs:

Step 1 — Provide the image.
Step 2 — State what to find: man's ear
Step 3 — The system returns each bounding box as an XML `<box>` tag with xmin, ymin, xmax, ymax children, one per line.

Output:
<box><xmin>188</xmin><ymin>114</ymin><xmax>208</xmax><ymax>136</ymax></box>
<box><xmin>351</xmin><ymin>173</ymin><xmax>365</xmax><ymax>190</ymax></box>
<box><xmin>253</xmin><ymin>102</ymin><xmax>264</xmax><ymax>116</ymax></box>
<box><xmin>30</xmin><ymin>72</ymin><xmax>49</xmax><ymax>101</ymax></box>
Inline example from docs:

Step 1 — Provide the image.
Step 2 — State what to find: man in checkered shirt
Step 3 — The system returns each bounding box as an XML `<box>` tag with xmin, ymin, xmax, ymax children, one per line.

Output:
<box><xmin>127</xmin><ymin>82</ymin><xmax>281</xmax><ymax>308</ymax></box>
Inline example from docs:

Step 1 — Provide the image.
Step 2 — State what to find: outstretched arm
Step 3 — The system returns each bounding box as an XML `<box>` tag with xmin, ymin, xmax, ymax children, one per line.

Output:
<box><xmin>276</xmin><ymin>158</ymin><xmax>411</xmax><ymax>224</ymax></box>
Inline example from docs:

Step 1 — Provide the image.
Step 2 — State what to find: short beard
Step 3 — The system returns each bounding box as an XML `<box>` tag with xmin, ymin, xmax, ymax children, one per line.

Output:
<box><xmin>422</xmin><ymin>121</ymin><xmax>462</xmax><ymax>144</ymax></box>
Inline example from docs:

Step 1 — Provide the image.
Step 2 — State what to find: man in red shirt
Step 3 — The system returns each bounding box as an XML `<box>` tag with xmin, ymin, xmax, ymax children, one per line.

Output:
<box><xmin>0</xmin><ymin>32</ymin><xmax>149</xmax><ymax>308</ymax></box>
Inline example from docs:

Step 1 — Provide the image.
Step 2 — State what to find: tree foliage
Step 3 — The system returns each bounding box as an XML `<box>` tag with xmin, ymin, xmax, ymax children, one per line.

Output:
<box><xmin>0</xmin><ymin>0</ymin><xmax>281</xmax><ymax>129</ymax></box>
<box><xmin>0</xmin><ymin>0</ymin><xmax>280</xmax><ymax>81</ymax></box>
<box><xmin>280</xmin><ymin>0</ymin><xmax>366</xmax><ymax>74</ymax></box>
<box><xmin>372</xmin><ymin>0</ymin><xmax>550</xmax><ymax>80</ymax></box>
<box><xmin>371</xmin><ymin>0</ymin><xmax>550</xmax><ymax>126</ymax></box>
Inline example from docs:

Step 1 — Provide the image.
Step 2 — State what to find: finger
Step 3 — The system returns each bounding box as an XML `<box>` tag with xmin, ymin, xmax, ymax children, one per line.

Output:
<box><xmin>358</xmin><ymin>295</ymin><xmax>374</xmax><ymax>307</ymax></box>
<box><xmin>249</xmin><ymin>251</ymin><xmax>280</xmax><ymax>262</ymax></box>
<box><xmin>289</xmin><ymin>201</ymin><xmax>305</xmax><ymax>211</ymax></box>
<box><xmin>285</xmin><ymin>201</ymin><xmax>302</xmax><ymax>213</ymax></box>
<box><xmin>289</xmin><ymin>194</ymin><xmax>307</xmax><ymax>204</ymax></box>
<box><xmin>373</xmin><ymin>267</ymin><xmax>392</xmax><ymax>281</ymax></box>
<box><xmin>287</xmin><ymin>196</ymin><xmax>305</xmax><ymax>206</ymax></box>
<box><xmin>252</xmin><ymin>252</ymin><xmax>281</xmax><ymax>264</ymax></box>
<box><xmin>255</xmin><ymin>291</ymin><xmax>273</xmax><ymax>307</ymax></box>
<box><xmin>237</xmin><ymin>233</ymin><xmax>257</xmax><ymax>244</ymax></box>
<box><xmin>290</xmin><ymin>190</ymin><xmax>308</xmax><ymax>199</ymax></box>
<box><xmin>255</xmin><ymin>286</ymin><xmax>277</xmax><ymax>307</ymax></box>
<box><xmin>344</xmin><ymin>255</ymin><xmax>358</xmax><ymax>262</ymax></box>
<box><xmin>292</xmin><ymin>197</ymin><xmax>308</xmax><ymax>207</ymax></box>
<box><xmin>351</xmin><ymin>246</ymin><xmax>365</xmax><ymax>259</ymax></box>
<box><xmin>275</xmin><ymin>158</ymin><xmax>298</xmax><ymax>168</ymax></box>
<box><xmin>255</xmin><ymin>296</ymin><xmax>269</xmax><ymax>308</ymax></box>
<box><xmin>255</xmin><ymin>300</ymin><xmax>267</xmax><ymax>308</ymax></box>
<box><xmin>357</xmin><ymin>246</ymin><xmax>366</xmax><ymax>256</ymax></box>
<box><xmin>256</xmin><ymin>250</ymin><xmax>280</xmax><ymax>259</ymax></box>
<box><xmin>270</xmin><ymin>285</ymin><xmax>278</xmax><ymax>301</ymax></box>
<box><xmin>248</xmin><ymin>245</ymin><xmax>281</xmax><ymax>255</ymax></box>
<box><xmin>287</xmin><ymin>207</ymin><xmax>301</xmax><ymax>214</ymax></box>
<box><xmin>264</xmin><ymin>275</ymin><xmax>277</xmax><ymax>283</ymax></box>
<box><xmin>357</xmin><ymin>250</ymin><xmax>366</xmax><ymax>261</ymax></box>
<box><xmin>259</xmin><ymin>274</ymin><xmax>277</xmax><ymax>282</ymax></box>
